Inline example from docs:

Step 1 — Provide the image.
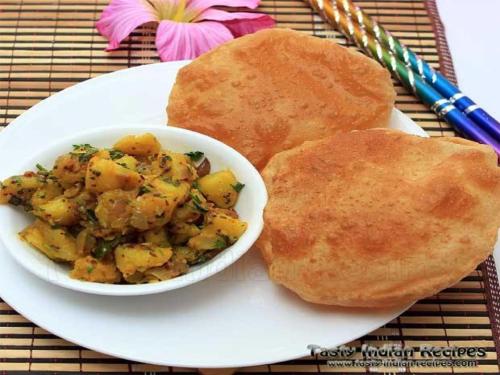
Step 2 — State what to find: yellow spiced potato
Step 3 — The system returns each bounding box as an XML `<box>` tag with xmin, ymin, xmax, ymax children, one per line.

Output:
<box><xmin>52</xmin><ymin>153</ymin><xmax>88</xmax><ymax>188</ymax></box>
<box><xmin>33</xmin><ymin>196</ymin><xmax>79</xmax><ymax>226</ymax></box>
<box><xmin>198</xmin><ymin>170</ymin><xmax>242</xmax><ymax>208</ymax></box>
<box><xmin>85</xmin><ymin>157</ymin><xmax>143</xmax><ymax>193</ymax></box>
<box><xmin>31</xmin><ymin>180</ymin><xmax>63</xmax><ymax>207</ymax></box>
<box><xmin>115</xmin><ymin>243</ymin><xmax>173</xmax><ymax>278</ymax></box>
<box><xmin>0</xmin><ymin>173</ymin><xmax>42</xmax><ymax>205</ymax></box>
<box><xmin>165</xmin><ymin>152</ymin><xmax>198</xmax><ymax>182</ymax></box>
<box><xmin>20</xmin><ymin>220</ymin><xmax>79</xmax><ymax>262</ymax></box>
<box><xmin>188</xmin><ymin>212</ymin><xmax>247</xmax><ymax>251</ymax></box>
<box><xmin>114</xmin><ymin>155</ymin><xmax>138</xmax><ymax>171</ymax></box>
<box><xmin>70</xmin><ymin>256</ymin><xmax>121</xmax><ymax>283</ymax></box>
<box><xmin>143</xmin><ymin>228</ymin><xmax>170</xmax><ymax>246</ymax></box>
<box><xmin>130</xmin><ymin>193</ymin><xmax>173</xmax><ymax>230</ymax></box>
<box><xmin>113</xmin><ymin>133</ymin><xmax>161</xmax><ymax>156</ymax></box>
<box><xmin>206</xmin><ymin>212</ymin><xmax>248</xmax><ymax>242</ymax></box>
<box><xmin>0</xmin><ymin>133</ymin><xmax>247</xmax><ymax>284</ymax></box>
<box><xmin>150</xmin><ymin>178</ymin><xmax>190</xmax><ymax>204</ymax></box>
<box><xmin>94</xmin><ymin>190</ymin><xmax>135</xmax><ymax>231</ymax></box>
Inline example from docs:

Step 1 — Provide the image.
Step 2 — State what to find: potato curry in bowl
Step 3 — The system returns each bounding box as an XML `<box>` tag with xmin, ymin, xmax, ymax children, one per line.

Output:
<box><xmin>0</xmin><ymin>132</ymin><xmax>248</xmax><ymax>285</ymax></box>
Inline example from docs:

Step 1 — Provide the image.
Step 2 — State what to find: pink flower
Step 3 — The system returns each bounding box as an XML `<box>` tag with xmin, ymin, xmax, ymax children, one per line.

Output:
<box><xmin>96</xmin><ymin>0</ymin><xmax>275</xmax><ymax>61</ymax></box>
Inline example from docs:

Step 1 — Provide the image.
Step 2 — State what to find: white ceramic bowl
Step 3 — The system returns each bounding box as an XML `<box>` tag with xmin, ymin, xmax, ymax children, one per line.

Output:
<box><xmin>0</xmin><ymin>125</ymin><xmax>268</xmax><ymax>296</ymax></box>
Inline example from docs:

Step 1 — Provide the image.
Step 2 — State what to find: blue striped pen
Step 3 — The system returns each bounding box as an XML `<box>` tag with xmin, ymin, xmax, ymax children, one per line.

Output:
<box><xmin>338</xmin><ymin>0</ymin><xmax>500</xmax><ymax>142</ymax></box>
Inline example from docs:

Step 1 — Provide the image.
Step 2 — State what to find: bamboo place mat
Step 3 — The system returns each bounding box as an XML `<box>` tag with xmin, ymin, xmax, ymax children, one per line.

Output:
<box><xmin>1</xmin><ymin>0</ymin><xmax>500</xmax><ymax>373</ymax></box>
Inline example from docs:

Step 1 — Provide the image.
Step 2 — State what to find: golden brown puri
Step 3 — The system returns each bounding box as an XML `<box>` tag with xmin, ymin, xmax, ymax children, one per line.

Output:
<box><xmin>167</xmin><ymin>28</ymin><xmax>395</xmax><ymax>170</ymax></box>
<box><xmin>258</xmin><ymin>129</ymin><xmax>500</xmax><ymax>307</ymax></box>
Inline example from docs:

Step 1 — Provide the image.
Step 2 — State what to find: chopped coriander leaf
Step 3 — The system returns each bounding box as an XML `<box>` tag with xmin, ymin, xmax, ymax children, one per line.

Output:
<box><xmin>158</xmin><ymin>155</ymin><xmax>172</xmax><ymax>169</ymax></box>
<box><xmin>213</xmin><ymin>236</ymin><xmax>227</xmax><ymax>249</ymax></box>
<box><xmin>12</xmin><ymin>176</ymin><xmax>22</xmax><ymax>185</ymax></box>
<box><xmin>161</xmin><ymin>155</ymin><xmax>172</xmax><ymax>162</ymax></box>
<box><xmin>190</xmin><ymin>192</ymin><xmax>202</xmax><ymax>204</ymax></box>
<box><xmin>189</xmin><ymin>254</ymin><xmax>208</xmax><ymax>266</ymax></box>
<box><xmin>190</xmin><ymin>192</ymin><xmax>208</xmax><ymax>212</ymax></box>
<box><xmin>86</xmin><ymin>265</ymin><xmax>94</xmax><ymax>274</ymax></box>
<box><xmin>185</xmin><ymin>151</ymin><xmax>204</xmax><ymax>162</ymax></box>
<box><xmin>189</xmin><ymin>249</ymin><xmax>222</xmax><ymax>266</ymax></box>
<box><xmin>93</xmin><ymin>237</ymin><xmax>121</xmax><ymax>259</ymax></box>
<box><xmin>162</xmin><ymin>177</ymin><xmax>180</xmax><ymax>186</ymax></box>
<box><xmin>138</xmin><ymin>185</ymin><xmax>151</xmax><ymax>195</ymax></box>
<box><xmin>72</xmin><ymin>143</ymin><xmax>94</xmax><ymax>151</ymax></box>
<box><xmin>78</xmin><ymin>153</ymin><xmax>96</xmax><ymax>163</ymax></box>
<box><xmin>35</xmin><ymin>163</ymin><xmax>49</xmax><ymax>175</ymax></box>
<box><xmin>109</xmin><ymin>149</ymin><xmax>125</xmax><ymax>160</ymax></box>
<box><xmin>86</xmin><ymin>209</ymin><xmax>98</xmax><ymax>224</ymax></box>
<box><xmin>231</xmin><ymin>182</ymin><xmax>245</xmax><ymax>193</ymax></box>
<box><xmin>71</xmin><ymin>144</ymin><xmax>98</xmax><ymax>163</ymax></box>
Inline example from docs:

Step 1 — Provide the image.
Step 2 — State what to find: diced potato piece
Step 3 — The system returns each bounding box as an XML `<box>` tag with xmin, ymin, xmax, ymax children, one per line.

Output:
<box><xmin>70</xmin><ymin>256</ymin><xmax>121</xmax><ymax>283</ymax></box>
<box><xmin>31</xmin><ymin>181</ymin><xmax>64</xmax><ymax>208</ymax></box>
<box><xmin>115</xmin><ymin>155</ymin><xmax>138</xmax><ymax>171</ymax></box>
<box><xmin>169</xmin><ymin>223</ymin><xmax>201</xmax><ymax>245</ymax></box>
<box><xmin>187</xmin><ymin>228</ymin><xmax>223</xmax><ymax>251</ymax></box>
<box><xmin>173</xmin><ymin>246</ymin><xmax>199</xmax><ymax>264</ymax></box>
<box><xmin>130</xmin><ymin>193</ymin><xmax>174</xmax><ymax>230</ymax></box>
<box><xmin>143</xmin><ymin>228</ymin><xmax>170</xmax><ymax>246</ymax></box>
<box><xmin>207</xmin><ymin>212</ymin><xmax>247</xmax><ymax>243</ymax></box>
<box><xmin>33</xmin><ymin>196</ymin><xmax>79</xmax><ymax>226</ymax></box>
<box><xmin>95</xmin><ymin>149</ymin><xmax>111</xmax><ymax>159</ymax></box>
<box><xmin>153</xmin><ymin>151</ymin><xmax>197</xmax><ymax>182</ymax></box>
<box><xmin>19</xmin><ymin>219</ymin><xmax>78</xmax><ymax>262</ymax></box>
<box><xmin>150</xmin><ymin>178</ymin><xmax>190</xmax><ymax>205</ymax></box>
<box><xmin>188</xmin><ymin>212</ymin><xmax>247</xmax><ymax>251</ymax></box>
<box><xmin>94</xmin><ymin>189</ymin><xmax>135</xmax><ymax>231</ymax></box>
<box><xmin>52</xmin><ymin>153</ymin><xmax>87</xmax><ymax>188</ymax></box>
<box><xmin>197</xmin><ymin>170</ymin><xmax>241</xmax><ymax>208</ymax></box>
<box><xmin>0</xmin><ymin>174</ymin><xmax>42</xmax><ymax>205</ymax></box>
<box><xmin>150</xmin><ymin>151</ymin><xmax>173</xmax><ymax>175</ymax></box>
<box><xmin>115</xmin><ymin>243</ymin><xmax>172</xmax><ymax>278</ymax></box>
<box><xmin>113</xmin><ymin>133</ymin><xmax>161</xmax><ymax>156</ymax></box>
<box><xmin>170</xmin><ymin>188</ymin><xmax>208</xmax><ymax>224</ymax></box>
<box><xmin>85</xmin><ymin>157</ymin><xmax>143</xmax><ymax>193</ymax></box>
<box><xmin>170</xmin><ymin>202</ymin><xmax>202</xmax><ymax>224</ymax></box>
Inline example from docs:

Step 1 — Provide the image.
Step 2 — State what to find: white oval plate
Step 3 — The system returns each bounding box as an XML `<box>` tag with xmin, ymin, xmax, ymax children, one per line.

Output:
<box><xmin>0</xmin><ymin>125</ymin><xmax>268</xmax><ymax>296</ymax></box>
<box><xmin>0</xmin><ymin>61</ymin><xmax>423</xmax><ymax>368</ymax></box>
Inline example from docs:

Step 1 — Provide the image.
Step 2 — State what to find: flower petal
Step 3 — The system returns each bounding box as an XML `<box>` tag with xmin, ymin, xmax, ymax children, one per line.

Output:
<box><xmin>155</xmin><ymin>20</ymin><xmax>233</xmax><ymax>61</ymax></box>
<box><xmin>194</xmin><ymin>9</ymin><xmax>275</xmax><ymax>36</ymax></box>
<box><xmin>194</xmin><ymin>8</ymin><xmax>261</xmax><ymax>21</ymax></box>
<box><xmin>222</xmin><ymin>14</ymin><xmax>275</xmax><ymax>37</ymax></box>
<box><xmin>96</xmin><ymin>0</ymin><xmax>158</xmax><ymax>50</ymax></box>
<box><xmin>187</xmin><ymin>0</ymin><xmax>260</xmax><ymax>14</ymax></box>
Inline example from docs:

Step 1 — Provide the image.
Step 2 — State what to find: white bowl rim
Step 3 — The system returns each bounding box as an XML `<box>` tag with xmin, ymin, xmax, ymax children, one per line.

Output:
<box><xmin>0</xmin><ymin>125</ymin><xmax>268</xmax><ymax>296</ymax></box>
